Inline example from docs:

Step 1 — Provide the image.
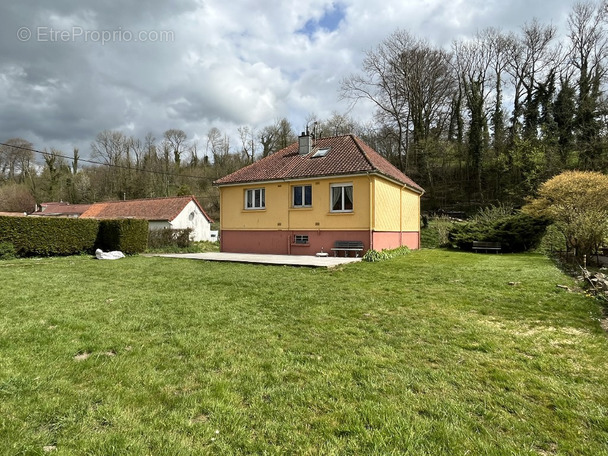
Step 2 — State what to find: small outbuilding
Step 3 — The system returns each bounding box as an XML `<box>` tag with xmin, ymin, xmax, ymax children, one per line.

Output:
<box><xmin>80</xmin><ymin>195</ymin><xmax>214</xmax><ymax>242</ymax></box>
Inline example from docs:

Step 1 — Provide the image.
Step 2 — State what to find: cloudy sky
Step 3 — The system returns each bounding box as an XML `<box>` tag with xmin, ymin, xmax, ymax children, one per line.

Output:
<box><xmin>0</xmin><ymin>0</ymin><xmax>578</xmax><ymax>161</ymax></box>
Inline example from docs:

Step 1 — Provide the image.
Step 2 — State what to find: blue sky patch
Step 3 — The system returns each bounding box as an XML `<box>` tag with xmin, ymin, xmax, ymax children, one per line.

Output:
<box><xmin>298</xmin><ymin>3</ymin><xmax>346</xmax><ymax>38</ymax></box>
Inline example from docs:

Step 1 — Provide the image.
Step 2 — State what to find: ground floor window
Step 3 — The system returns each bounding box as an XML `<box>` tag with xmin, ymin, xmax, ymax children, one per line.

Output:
<box><xmin>294</xmin><ymin>234</ymin><xmax>309</xmax><ymax>244</ymax></box>
<box><xmin>330</xmin><ymin>183</ymin><xmax>353</xmax><ymax>212</ymax></box>
<box><xmin>245</xmin><ymin>188</ymin><xmax>265</xmax><ymax>209</ymax></box>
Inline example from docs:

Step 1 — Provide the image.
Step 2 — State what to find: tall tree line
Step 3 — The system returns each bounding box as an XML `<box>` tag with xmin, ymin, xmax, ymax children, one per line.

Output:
<box><xmin>342</xmin><ymin>1</ymin><xmax>608</xmax><ymax>209</ymax></box>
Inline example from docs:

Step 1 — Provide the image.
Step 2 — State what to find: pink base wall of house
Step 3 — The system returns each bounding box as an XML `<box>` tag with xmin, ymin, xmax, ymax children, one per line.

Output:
<box><xmin>372</xmin><ymin>231</ymin><xmax>420</xmax><ymax>251</ymax></box>
<box><xmin>220</xmin><ymin>230</ymin><xmax>420</xmax><ymax>256</ymax></box>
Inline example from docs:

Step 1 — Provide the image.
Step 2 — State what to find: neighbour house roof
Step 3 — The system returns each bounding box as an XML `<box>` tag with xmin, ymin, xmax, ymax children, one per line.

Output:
<box><xmin>80</xmin><ymin>196</ymin><xmax>213</xmax><ymax>223</ymax></box>
<box><xmin>32</xmin><ymin>202</ymin><xmax>92</xmax><ymax>217</ymax></box>
<box><xmin>213</xmin><ymin>134</ymin><xmax>424</xmax><ymax>194</ymax></box>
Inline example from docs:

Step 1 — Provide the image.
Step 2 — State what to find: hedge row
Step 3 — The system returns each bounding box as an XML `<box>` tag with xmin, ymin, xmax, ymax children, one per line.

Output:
<box><xmin>0</xmin><ymin>216</ymin><xmax>149</xmax><ymax>257</ymax></box>
<box><xmin>0</xmin><ymin>216</ymin><xmax>99</xmax><ymax>256</ymax></box>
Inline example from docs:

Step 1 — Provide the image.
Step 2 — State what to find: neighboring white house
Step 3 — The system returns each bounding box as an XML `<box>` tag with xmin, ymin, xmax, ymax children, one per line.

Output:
<box><xmin>80</xmin><ymin>195</ymin><xmax>214</xmax><ymax>241</ymax></box>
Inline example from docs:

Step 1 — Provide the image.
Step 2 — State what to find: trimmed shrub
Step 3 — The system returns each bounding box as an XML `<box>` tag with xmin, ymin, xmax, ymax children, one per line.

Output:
<box><xmin>0</xmin><ymin>242</ymin><xmax>16</xmax><ymax>260</ymax></box>
<box><xmin>0</xmin><ymin>216</ymin><xmax>99</xmax><ymax>256</ymax></box>
<box><xmin>147</xmin><ymin>228</ymin><xmax>193</xmax><ymax>249</ymax></box>
<box><xmin>96</xmin><ymin>219</ymin><xmax>149</xmax><ymax>254</ymax></box>
<box><xmin>449</xmin><ymin>213</ymin><xmax>549</xmax><ymax>253</ymax></box>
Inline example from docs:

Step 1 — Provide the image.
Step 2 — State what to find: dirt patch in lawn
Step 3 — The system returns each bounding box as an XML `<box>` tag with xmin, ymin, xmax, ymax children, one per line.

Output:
<box><xmin>74</xmin><ymin>352</ymin><xmax>90</xmax><ymax>361</ymax></box>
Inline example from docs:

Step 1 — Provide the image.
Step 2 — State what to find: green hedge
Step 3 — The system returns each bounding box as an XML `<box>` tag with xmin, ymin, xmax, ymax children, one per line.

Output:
<box><xmin>0</xmin><ymin>242</ymin><xmax>16</xmax><ymax>260</ymax></box>
<box><xmin>448</xmin><ymin>214</ymin><xmax>549</xmax><ymax>253</ymax></box>
<box><xmin>96</xmin><ymin>219</ymin><xmax>149</xmax><ymax>254</ymax></box>
<box><xmin>0</xmin><ymin>216</ymin><xmax>149</xmax><ymax>257</ymax></box>
<box><xmin>0</xmin><ymin>216</ymin><xmax>99</xmax><ymax>256</ymax></box>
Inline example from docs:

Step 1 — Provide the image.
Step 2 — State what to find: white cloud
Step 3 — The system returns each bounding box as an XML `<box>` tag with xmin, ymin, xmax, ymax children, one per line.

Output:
<box><xmin>0</xmin><ymin>0</ymin><xmax>577</xmax><ymax>159</ymax></box>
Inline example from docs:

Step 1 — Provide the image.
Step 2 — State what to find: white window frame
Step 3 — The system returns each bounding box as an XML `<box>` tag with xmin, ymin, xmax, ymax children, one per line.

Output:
<box><xmin>292</xmin><ymin>184</ymin><xmax>312</xmax><ymax>208</ymax></box>
<box><xmin>293</xmin><ymin>234</ymin><xmax>309</xmax><ymax>245</ymax></box>
<box><xmin>245</xmin><ymin>188</ymin><xmax>265</xmax><ymax>210</ymax></box>
<box><xmin>330</xmin><ymin>183</ymin><xmax>354</xmax><ymax>213</ymax></box>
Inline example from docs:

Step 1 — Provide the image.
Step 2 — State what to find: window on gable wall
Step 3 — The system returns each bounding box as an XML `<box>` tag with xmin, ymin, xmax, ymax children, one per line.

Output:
<box><xmin>245</xmin><ymin>188</ymin><xmax>265</xmax><ymax>209</ymax></box>
<box><xmin>292</xmin><ymin>184</ymin><xmax>312</xmax><ymax>208</ymax></box>
<box><xmin>330</xmin><ymin>183</ymin><xmax>353</xmax><ymax>212</ymax></box>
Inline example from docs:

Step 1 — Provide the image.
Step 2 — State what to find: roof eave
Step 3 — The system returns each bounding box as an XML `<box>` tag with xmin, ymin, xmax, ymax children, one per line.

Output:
<box><xmin>215</xmin><ymin>171</ymin><xmax>424</xmax><ymax>194</ymax></box>
<box><xmin>215</xmin><ymin>172</ymin><xmax>373</xmax><ymax>187</ymax></box>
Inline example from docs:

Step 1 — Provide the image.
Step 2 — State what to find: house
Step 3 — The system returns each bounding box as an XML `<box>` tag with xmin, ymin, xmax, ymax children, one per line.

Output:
<box><xmin>80</xmin><ymin>195</ymin><xmax>214</xmax><ymax>242</ymax></box>
<box><xmin>214</xmin><ymin>133</ymin><xmax>424</xmax><ymax>255</ymax></box>
<box><xmin>31</xmin><ymin>202</ymin><xmax>92</xmax><ymax>218</ymax></box>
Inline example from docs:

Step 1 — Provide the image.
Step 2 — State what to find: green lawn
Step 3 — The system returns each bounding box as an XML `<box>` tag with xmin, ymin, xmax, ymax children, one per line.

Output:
<box><xmin>1</xmin><ymin>251</ymin><xmax>607</xmax><ymax>455</ymax></box>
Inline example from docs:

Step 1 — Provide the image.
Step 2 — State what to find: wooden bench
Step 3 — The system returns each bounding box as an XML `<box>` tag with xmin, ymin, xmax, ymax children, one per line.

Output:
<box><xmin>331</xmin><ymin>240</ymin><xmax>364</xmax><ymax>257</ymax></box>
<box><xmin>472</xmin><ymin>241</ymin><xmax>502</xmax><ymax>253</ymax></box>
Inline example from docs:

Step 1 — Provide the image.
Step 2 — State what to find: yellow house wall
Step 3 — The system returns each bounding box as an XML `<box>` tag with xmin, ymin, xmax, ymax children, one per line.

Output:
<box><xmin>372</xmin><ymin>177</ymin><xmax>421</xmax><ymax>232</ymax></box>
<box><xmin>220</xmin><ymin>176</ymin><xmax>371</xmax><ymax>231</ymax></box>
<box><xmin>401</xmin><ymin>186</ymin><xmax>420</xmax><ymax>232</ymax></box>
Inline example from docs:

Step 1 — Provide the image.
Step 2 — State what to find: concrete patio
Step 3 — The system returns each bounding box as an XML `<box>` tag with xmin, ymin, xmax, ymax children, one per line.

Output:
<box><xmin>145</xmin><ymin>252</ymin><xmax>362</xmax><ymax>268</ymax></box>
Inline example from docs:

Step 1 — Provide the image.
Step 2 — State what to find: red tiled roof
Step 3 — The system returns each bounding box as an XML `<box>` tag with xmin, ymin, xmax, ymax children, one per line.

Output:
<box><xmin>213</xmin><ymin>134</ymin><xmax>424</xmax><ymax>193</ymax></box>
<box><xmin>37</xmin><ymin>202</ymin><xmax>92</xmax><ymax>216</ymax></box>
<box><xmin>80</xmin><ymin>196</ymin><xmax>213</xmax><ymax>222</ymax></box>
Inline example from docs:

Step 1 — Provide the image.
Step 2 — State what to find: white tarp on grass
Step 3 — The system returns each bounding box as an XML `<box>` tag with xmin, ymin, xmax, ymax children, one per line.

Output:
<box><xmin>95</xmin><ymin>249</ymin><xmax>125</xmax><ymax>260</ymax></box>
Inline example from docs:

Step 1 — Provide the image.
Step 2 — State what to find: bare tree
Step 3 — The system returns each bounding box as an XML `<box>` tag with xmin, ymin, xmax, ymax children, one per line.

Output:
<box><xmin>238</xmin><ymin>125</ymin><xmax>255</xmax><ymax>163</ymax></box>
<box><xmin>163</xmin><ymin>129</ymin><xmax>188</xmax><ymax>169</ymax></box>
<box><xmin>91</xmin><ymin>130</ymin><xmax>127</xmax><ymax>197</ymax></box>
<box><xmin>206</xmin><ymin>127</ymin><xmax>224</xmax><ymax>159</ymax></box>
<box><xmin>258</xmin><ymin>118</ymin><xmax>296</xmax><ymax>157</ymax></box>
<box><xmin>0</xmin><ymin>138</ymin><xmax>34</xmax><ymax>183</ymax></box>
<box><xmin>189</xmin><ymin>140</ymin><xmax>200</xmax><ymax>167</ymax></box>
<box><xmin>481</xmin><ymin>28</ymin><xmax>511</xmax><ymax>152</ymax></box>
<box><xmin>567</xmin><ymin>1</ymin><xmax>608</xmax><ymax>158</ymax></box>
<box><xmin>0</xmin><ymin>183</ymin><xmax>35</xmax><ymax>212</ymax></box>
<box><xmin>91</xmin><ymin>130</ymin><xmax>126</xmax><ymax>166</ymax></box>
<box><xmin>41</xmin><ymin>148</ymin><xmax>65</xmax><ymax>201</ymax></box>
<box><xmin>341</xmin><ymin>31</ymin><xmax>412</xmax><ymax>170</ymax></box>
<box><xmin>276</xmin><ymin>118</ymin><xmax>296</xmax><ymax>149</ymax></box>
<box><xmin>144</xmin><ymin>133</ymin><xmax>157</xmax><ymax>161</ymax></box>
<box><xmin>259</xmin><ymin>124</ymin><xmax>277</xmax><ymax>158</ymax></box>
<box><xmin>72</xmin><ymin>148</ymin><xmax>80</xmax><ymax>175</ymax></box>
<box><xmin>319</xmin><ymin>112</ymin><xmax>359</xmax><ymax>137</ymax></box>
<box><xmin>505</xmin><ymin>19</ymin><xmax>562</xmax><ymax>139</ymax></box>
<box><xmin>341</xmin><ymin>29</ymin><xmax>455</xmax><ymax>176</ymax></box>
<box><xmin>453</xmin><ymin>33</ymin><xmax>495</xmax><ymax>196</ymax></box>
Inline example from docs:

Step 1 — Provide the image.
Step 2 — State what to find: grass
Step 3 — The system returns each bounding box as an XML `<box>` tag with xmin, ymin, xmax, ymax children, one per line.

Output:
<box><xmin>1</xmin><ymin>251</ymin><xmax>607</xmax><ymax>455</ymax></box>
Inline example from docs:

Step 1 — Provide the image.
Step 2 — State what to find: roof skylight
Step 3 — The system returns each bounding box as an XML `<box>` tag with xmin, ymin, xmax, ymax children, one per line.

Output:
<box><xmin>312</xmin><ymin>147</ymin><xmax>330</xmax><ymax>158</ymax></box>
